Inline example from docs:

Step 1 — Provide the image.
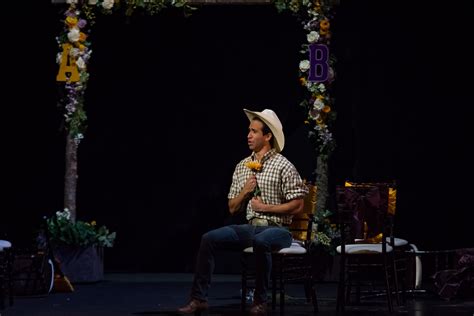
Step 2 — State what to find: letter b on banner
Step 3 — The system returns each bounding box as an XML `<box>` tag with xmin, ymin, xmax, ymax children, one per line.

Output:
<box><xmin>308</xmin><ymin>44</ymin><xmax>329</xmax><ymax>82</ymax></box>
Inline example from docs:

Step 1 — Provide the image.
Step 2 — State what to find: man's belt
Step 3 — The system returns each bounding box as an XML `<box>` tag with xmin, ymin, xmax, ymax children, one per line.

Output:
<box><xmin>249</xmin><ymin>217</ymin><xmax>286</xmax><ymax>227</ymax></box>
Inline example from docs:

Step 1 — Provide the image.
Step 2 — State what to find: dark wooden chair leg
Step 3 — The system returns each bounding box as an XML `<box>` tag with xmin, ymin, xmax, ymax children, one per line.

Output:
<box><xmin>279</xmin><ymin>264</ymin><xmax>284</xmax><ymax>313</ymax></box>
<box><xmin>310</xmin><ymin>281</ymin><xmax>318</xmax><ymax>313</ymax></box>
<box><xmin>336</xmin><ymin>255</ymin><xmax>345</xmax><ymax>313</ymax></box>
<box><xmin>271</xmin><ymin>267</ymin><xmax>277</xmax><ymax>311</ymax></box>
<box><xmin>383</xmin><ymin>259</ymin><xmax>393</xmax><ymax>313</ymax></box>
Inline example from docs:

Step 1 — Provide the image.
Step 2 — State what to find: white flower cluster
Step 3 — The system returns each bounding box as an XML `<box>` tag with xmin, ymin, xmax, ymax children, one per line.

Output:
<box><xmin>305</xmin><ymin>81</ymin><xmax>326</xmax><ymax>94</ymax></box>
<box><xmin>299</xmin><ymin>60</ymin><xmax>310</xmax><ymax>72</ymax></box>
<box><xmin>66</xmin><ymin>0</ymin><xmax>115</xmax><ymax>10</ymax></box>
<box><xmin>56</xmin><ymin>208</ymin><xmax>72</xmax><ymax>220</ymax></box>
<box><xmin>314</xmin><ymin>124</ymin><xmax>332</xmax><ymax>147</ymax></box>
<box><xmin>74</xmin><ymin>133</ymin><xmax>84</xmax><ymax>144</ymax></box>
<box><xmin>307</xmin><ymin>31</ymin><xmax>320</xmax><ymax>43</ymax></box>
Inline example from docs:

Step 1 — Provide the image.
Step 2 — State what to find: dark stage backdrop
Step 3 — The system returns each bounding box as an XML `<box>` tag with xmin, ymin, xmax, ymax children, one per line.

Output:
<box><xmin>2</xmin><ymin>1</ymin><xmax>473</xmax><ymax>272</ymax></box>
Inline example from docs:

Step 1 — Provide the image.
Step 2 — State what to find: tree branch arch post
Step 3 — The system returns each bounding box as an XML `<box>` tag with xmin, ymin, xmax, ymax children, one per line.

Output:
<box><xmin>64</xmin><ymin>134</ymin><xmax>79</xmax><ymax>221</ymax></box>
<box><xmin>55</xmin><ymin>0</ymin><xmax>337</xmax><ymax>223</ymax></box>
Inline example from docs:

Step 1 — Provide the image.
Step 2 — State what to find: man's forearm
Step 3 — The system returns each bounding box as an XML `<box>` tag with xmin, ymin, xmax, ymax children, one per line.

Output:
<box><xmin>228</xmin><ymin>191</ymin><xmax>252</xmax><ymax>214</ymax></box>
<box><xmin>252</xmin><ymin>197</ymin><xmax>304</xmax><ymax>215</ymax></box>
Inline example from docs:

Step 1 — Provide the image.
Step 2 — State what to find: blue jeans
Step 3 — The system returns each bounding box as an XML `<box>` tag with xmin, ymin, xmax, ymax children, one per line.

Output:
<box><xmin>190</xmin><ymin>224</ymin><xmax>292</xmax><ymax>303</ymax></box>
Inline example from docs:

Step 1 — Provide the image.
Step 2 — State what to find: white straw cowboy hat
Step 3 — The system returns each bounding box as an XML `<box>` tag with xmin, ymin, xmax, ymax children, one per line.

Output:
<box><xmin>244</xmin><ymin>108</ymin><xmax>285</xmax><ymax>153</ymax></box>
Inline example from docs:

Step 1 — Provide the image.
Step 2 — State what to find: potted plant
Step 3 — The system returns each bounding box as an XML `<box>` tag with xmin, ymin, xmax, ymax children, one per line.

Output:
<box><xmin>46</xmin><ymin>209</ymin><xmax>116</xmax><ymax>283</ymax></box>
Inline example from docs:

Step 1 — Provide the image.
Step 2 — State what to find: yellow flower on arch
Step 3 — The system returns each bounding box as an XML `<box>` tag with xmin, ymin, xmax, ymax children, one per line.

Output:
<box><xmin>320</xmin><ymin>19</ymin><xmax>330</xmax><ymax>30</ymax></box>
<box><xmin>65</xmin><ymin>16</ymin><xmax>78</xmax><ymax>28</ymax></box>
<box><xmin>319</xmin><ymin>29</ymin><xmax>330</xmax><ymax>36</ymax></box>
<box><xmin>322</xmin><ymin>105</ymin><xmax>331</xmax><ymax>113</ymax></box>
<box><xmin>79</xmin><ymin>32</ymin><xmax>87</xmax><ymax>42</ymax></box>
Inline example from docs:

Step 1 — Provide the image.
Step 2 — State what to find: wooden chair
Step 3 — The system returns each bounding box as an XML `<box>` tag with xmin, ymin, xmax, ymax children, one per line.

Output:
<box><xmin>11</xmin><ymin>229</ymin><xmax>55</xmax><ymax>297</ymax></box>
<box><xmin>241</xmin><ymin>184</ymin><xmax>318</xmax><ymax>313</ymax></box>
<box><xmin>344</xmin><ymin>181</ymin><xmax>416</xmax><ymax>304</ymax></box>
<box><xmin>335</xmin><ymin>184</ymin><xmax>399</xmax><ymax>312</ymax></box>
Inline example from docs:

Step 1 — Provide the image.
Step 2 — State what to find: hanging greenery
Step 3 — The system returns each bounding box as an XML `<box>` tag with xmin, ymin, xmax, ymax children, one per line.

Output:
<box><xmin>274</xmin><ymin>0</ymin><xmax>337</xmax><ymax>213</ymax></box>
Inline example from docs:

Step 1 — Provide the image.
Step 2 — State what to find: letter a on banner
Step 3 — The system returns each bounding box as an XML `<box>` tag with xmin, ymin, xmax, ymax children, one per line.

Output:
<box><xmin>56</xmin><ymin>43</ymin><xmax>80</xmax><ymax>82</ymax></box>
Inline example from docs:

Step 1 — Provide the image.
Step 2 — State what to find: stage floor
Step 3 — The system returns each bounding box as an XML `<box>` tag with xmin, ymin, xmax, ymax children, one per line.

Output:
<box><xmin>3</xmin><ymin>273</ymin><xmax>474</xmax><ymax>315</ymax></box>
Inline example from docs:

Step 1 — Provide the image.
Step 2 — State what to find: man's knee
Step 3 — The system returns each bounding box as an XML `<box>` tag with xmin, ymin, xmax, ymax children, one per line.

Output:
<box><xmin>201</xmin><ymin>231</ymin><xmax>215</xmax><ymax>246</ymax></box>
<box><xmin>201</xmin><ymin>227</ymin><xmax>226</xmax><ymax>246</ymax></box>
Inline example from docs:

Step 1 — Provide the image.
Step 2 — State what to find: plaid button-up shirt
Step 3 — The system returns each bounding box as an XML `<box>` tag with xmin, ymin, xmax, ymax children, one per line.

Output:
<box><xmin>228</xmin><ymin>149</ymin><xmax>308</xmax><ymax>225</ymax></box>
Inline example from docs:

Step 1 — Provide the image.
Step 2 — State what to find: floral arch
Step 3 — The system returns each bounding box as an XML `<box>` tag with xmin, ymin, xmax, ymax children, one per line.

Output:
<box><xmin>56</xmin><ymin>0</ymin><xmax>337</xmax><ymax>221</ymax></box>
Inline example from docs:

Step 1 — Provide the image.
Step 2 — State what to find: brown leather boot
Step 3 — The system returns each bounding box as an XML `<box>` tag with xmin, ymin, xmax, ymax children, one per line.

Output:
<box><xmin>177</xmin><ymin>299</ymin><xmax>209</xmax><ymax>314</ymax></box>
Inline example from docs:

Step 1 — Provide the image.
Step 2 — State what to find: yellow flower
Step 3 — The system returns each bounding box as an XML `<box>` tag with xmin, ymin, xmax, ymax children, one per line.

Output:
<box><xmin>245</xmin><ymin>160</ymin><xmax>263</xmax><ymax>196</ymax></box>
<box><xmin>319</xmin><ymin>29</ymin><xmax>330</xmax><ymax>36</ymax></box>
<box><xmin>65</xmin><ymin>16</ymin><xmax>78</xmax><ymax>28</ymax></box>
<box><xmin>79</xmin><ymin>32</ymin><xmax>87</xmax><ymax>42</ymax></box>
<box><xmin>91</xmin><ymin>220</ymin><xmax>97</xmax><ymax>226</ymax></box>
<box><xmin>245</xmin><ymin>161</ymin><xmax>263</xmax><ymax>172</ymax></box>
<box><xmin>320</xmin><ymin>19</ymin><xmax>330</xmax><ymax>30</ymax></box>
<box><xmin>299</xmin><ymin>77</ymin><xmax>307</xmax><ymax>86</ymax></box>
